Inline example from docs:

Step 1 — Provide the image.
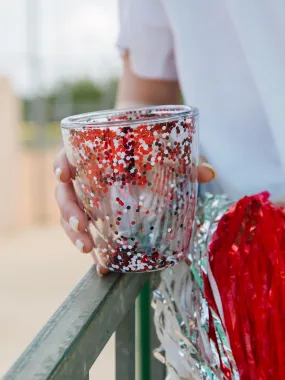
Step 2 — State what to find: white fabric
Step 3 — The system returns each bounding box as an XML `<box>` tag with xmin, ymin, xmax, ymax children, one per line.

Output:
<box><xmin>117</xmin><ymin>0</ymin><xmax>285</xmax><ymax>201</ymax></box>
<box><xmin>117</xmin><ymin>0</ymin><xmax>177</xmax><ymax>80</ymax></box>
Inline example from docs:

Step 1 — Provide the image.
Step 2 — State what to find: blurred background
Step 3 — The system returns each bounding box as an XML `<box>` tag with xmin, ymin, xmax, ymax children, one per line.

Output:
<box><xmin>0</xmin><ymin>0</ymin><xmax>120</xmax><ymax>377</ymax></box>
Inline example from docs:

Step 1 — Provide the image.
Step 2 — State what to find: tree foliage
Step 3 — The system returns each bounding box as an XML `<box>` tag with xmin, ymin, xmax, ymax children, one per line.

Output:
<box><xmin>23</xmin><ymin>78</ymin><xmax>118</xmax><ymax>122</ymax></box>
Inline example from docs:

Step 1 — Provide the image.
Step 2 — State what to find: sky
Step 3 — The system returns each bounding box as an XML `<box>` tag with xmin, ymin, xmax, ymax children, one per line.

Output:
<box><xmin>0</xmin><ymin>0</ymin><xmax>121</xmax><ymax>95</ymax></box>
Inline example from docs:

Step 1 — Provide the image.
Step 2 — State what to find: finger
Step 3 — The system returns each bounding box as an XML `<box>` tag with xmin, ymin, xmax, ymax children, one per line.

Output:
<box><xmin>61</xmin><ymin>216</ymin><xmax>109</xmax><ymax>276</ymax></box>
<box><xmin>90</xmin><ymin>251</ymin><xmax>110</xmax><ymax>277</ymax></box>
<box><xmin>60</xmin><ymin>217</ymin><xmax>94</xmax><ymax>254</ymax></box>
<box><xmin>197</xmin><ymin>162</ymin><xmax>217</xmax><ymax>183</ymax></box>
<box><xmin>87</xmin><ymin>232</ymin><xmax>110</xmax><ymax>277</ymax></box>
<box><xmin>53</xmin><ymin>149</ymin><xmax>74</xmax><ymax>183</ymax></box>
<box><xmin>55</xmin><ymin>181</ymin><xmax>88</xmax><ymax>232</ymax></box>
<box><xmin>96</xmin><ymin>261</ymin><xmax>110</xmax><ymax>277</ymax></box>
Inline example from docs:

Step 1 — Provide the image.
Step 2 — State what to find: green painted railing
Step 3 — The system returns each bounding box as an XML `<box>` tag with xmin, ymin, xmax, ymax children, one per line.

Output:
<box><xmin>3</xmin><ymin>266</ymin><xmax>165</xmax><ymax>380</ymax></box>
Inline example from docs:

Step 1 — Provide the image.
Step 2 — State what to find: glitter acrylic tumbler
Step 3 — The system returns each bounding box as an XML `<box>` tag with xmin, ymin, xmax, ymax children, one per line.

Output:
<box><xmin>61</xmin><ymin>106</ymin><xmax>198</xmax><ymax>273</ymax></box>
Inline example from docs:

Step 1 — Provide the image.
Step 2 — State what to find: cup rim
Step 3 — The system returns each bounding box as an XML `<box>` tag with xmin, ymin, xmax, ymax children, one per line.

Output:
<box><xmin>61</xmin><ymin>105</ymin><xmax>198</xmax><ymax>129</ymax></box>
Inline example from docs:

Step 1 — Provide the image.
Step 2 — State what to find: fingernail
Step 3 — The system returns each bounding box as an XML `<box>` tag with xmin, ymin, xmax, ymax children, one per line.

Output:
<box><xmin>75</xmin><ymin>239</ymin><xmax>84</xmax><ymax>253</ymax></box>
<box><xmin>96</xmin><ymin>264</ymin><xmax>104</xmax><ymax>277</ymax></box>
<box><xmin>55</xmin><ymin>167</ymin><xmax>63</xmax><ymax>182</ymax></box>
<box><xmin>201</xmin><ymin>162</ymin><xmax>217</xmax><ymax>179</ymax></box>
<box><xmin>69</xmin><ymin>216</ymin><xmax>79</xmax><ymax>232</ymax></box>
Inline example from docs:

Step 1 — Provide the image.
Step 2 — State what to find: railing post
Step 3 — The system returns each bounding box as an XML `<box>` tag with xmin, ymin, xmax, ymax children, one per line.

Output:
<box><xmin>116</xmin><ymin>305</ymin><xmax>136</xmax><ymax>380</ymax></box>
<box><xmin>136</xmin><ymin>281</ymin><xmax>151</xmax><ymax>380</ymax></box>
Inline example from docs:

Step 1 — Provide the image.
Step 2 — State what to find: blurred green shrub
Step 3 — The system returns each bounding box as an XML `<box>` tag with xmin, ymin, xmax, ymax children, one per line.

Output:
<box><xmin>22</xmin><ymin>78</ymin><xmax>118</xmax><ymax>148</ymax></box>
<box><xmin>23</xmin><ymin>78</ymin><xmax>118</xmax><ymax>122</ymax></box>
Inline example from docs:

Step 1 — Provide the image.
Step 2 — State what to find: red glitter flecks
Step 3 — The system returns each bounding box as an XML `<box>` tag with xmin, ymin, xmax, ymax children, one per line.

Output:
<box><xmin>64</xmin><ymin>107</ymin><xmax>197</xmax><ymax>273</ymax></box>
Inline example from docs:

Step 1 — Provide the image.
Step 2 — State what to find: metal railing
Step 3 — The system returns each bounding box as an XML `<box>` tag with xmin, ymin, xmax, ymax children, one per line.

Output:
<box><xmin>3</xmin><ymin>267</ymin><xmax>165</xmax><ymax>380</ymax></box>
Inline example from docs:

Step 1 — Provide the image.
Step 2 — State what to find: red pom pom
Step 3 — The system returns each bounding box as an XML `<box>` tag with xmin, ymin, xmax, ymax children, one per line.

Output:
<box><xmin>205</xmin><ymin>192</ymin><xmax>285</xmax><ymax>380</ymax></box>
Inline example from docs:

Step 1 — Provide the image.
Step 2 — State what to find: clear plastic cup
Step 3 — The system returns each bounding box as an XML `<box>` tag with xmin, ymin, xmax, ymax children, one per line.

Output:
<box><xmin>61</xmin><ymin>106</ymin><xmax>198</xmax><ymax>272</ymax></box>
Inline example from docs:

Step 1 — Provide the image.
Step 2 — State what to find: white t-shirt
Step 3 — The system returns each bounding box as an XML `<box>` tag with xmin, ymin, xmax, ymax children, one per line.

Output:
<box><xmin>117</xmin><ymin>0</ymin><xmax>285</xmax><ymax>201</ymax></box>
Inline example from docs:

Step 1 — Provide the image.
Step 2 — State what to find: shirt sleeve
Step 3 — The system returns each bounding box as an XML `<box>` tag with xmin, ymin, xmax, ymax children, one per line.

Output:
<box><xmin>117</xmin><ymin>0</ymin><xmax>177</xmax><ymax>80</ymax></box>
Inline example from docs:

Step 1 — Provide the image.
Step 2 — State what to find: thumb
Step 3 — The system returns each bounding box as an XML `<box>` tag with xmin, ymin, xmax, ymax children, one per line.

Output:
<box><xmin>197</xmin><ymin>156</ymin><xmax>217</xmax><ymax>183</ymax></box>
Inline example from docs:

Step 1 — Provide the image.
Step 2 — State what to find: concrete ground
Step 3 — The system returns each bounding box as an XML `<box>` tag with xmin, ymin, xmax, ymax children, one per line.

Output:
<box><xmin>0</xmin><ymin>225</ymin><xmax>115</xmax><ymax>379</ymax></box>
